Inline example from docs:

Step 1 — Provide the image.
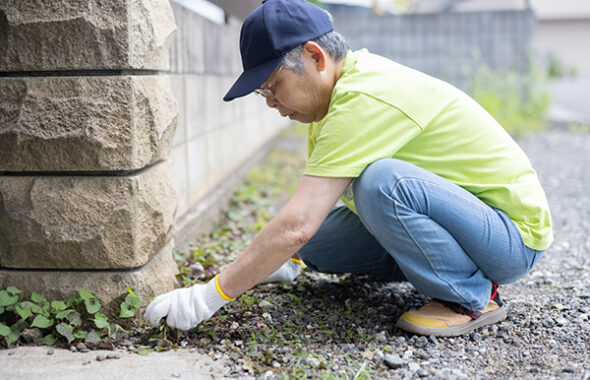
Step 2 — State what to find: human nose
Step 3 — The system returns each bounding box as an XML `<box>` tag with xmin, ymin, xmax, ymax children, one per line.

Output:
<box><xmin>265</xmin><ymin>95</ymin><xmax>280</xmax><ymax>110</ymax></box>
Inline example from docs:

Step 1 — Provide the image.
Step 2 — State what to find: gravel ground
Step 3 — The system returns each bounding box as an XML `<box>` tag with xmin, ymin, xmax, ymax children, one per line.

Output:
<box><xmin>172</xmin><ymin>127</ymin><xmax>590</xmax><ymax>379</ymax></box>
<box><xmin>4</xmin><ymin>128</ymin><xmax>588</xmax><ymax>379</ymax></box>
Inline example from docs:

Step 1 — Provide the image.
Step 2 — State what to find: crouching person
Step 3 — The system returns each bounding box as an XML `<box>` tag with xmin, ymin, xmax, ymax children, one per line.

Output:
<box><xmin>145</xmin><ymin>0</ymin><xmax>552</xmax><ymax>337</ymax></box>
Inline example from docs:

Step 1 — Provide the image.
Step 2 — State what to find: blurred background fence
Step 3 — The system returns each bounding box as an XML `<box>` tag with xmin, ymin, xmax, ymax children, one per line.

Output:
<box><xmin>327</xmin><ymin>5</ymin><xmax>536</xmax><ymax>90</ymax></box>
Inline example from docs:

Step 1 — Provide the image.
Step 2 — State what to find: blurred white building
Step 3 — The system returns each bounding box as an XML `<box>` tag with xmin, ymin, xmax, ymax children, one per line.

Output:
<box><xmin>530</xmin><ymin>0</ymin><xmax>590</xmax><ymax>77</ymax></box>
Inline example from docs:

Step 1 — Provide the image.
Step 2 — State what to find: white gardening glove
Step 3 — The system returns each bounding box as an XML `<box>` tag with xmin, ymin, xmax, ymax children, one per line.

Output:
<box><xmin>144</xmin><ymin>275</ymin><xmax>234</xmax><ymax>331</ymax></box>
<box><xmin>262</xmin><ymin>258</ymin><xmax>303</xmax><ymax>283</ymax></box>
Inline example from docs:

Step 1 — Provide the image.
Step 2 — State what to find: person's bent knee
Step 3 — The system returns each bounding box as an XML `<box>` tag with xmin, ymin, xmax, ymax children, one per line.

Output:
<box><xmin>353</xmin><ymin>158</ymin><xmax>407</xmax><ymax>222</ymax></box>
<box><xmin>355</xmin><ymin>159</ymin><xmax>398</xmax><ymax>193</ymax></box>
<box><xmin>490</xmin><ymin>248</ymin><xmax>545</xmax><ymax>285</ymax></box>
<box><xmin>353</xmin><ymin>158</ymin><xmax>416</xmax><ymax>198</ymax></box>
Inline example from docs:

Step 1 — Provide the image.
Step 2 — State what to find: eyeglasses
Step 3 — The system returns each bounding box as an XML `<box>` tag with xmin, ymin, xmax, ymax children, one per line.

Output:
<box><xmin>254</xmin><ymin>64</ymin><xmax>284</xmax><ymax>98</ymax></box>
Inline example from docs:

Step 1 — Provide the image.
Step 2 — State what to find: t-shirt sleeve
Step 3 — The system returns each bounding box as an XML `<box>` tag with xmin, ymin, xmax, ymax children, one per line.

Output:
<box><xmin>304</xmin><ymin>91</ymin><xmax>423</xmax><ymax>178</ymax></box>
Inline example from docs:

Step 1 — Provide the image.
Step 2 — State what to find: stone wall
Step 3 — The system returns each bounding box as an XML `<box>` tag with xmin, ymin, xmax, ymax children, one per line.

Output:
<box><xmin>0</xmin><ymin>0</ymin><xmax>288</xmax><ymax>316</ymax></box>
<box><xmin>0</xmin><ymin>0</ymin><xmax>180</xmax><ymax>316</ymax></box>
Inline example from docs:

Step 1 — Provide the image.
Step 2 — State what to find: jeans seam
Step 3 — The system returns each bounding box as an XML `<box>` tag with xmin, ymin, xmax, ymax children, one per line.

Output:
<box><xmin>389</xmin><ymin>178</ymin><xmax>482</xmax><ymax>310</ymax></box>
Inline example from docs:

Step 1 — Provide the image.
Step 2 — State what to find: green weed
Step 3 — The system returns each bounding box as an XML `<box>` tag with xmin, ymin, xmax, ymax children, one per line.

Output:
<box><xmin>568</xmin><ymin>122</ymin><xmax>590</xmax><ymax>134</ymax></box>
<box><xmin>0</xmin><ymin>286</ymin><xmax>140</xmax><ymax>348</ymax></box>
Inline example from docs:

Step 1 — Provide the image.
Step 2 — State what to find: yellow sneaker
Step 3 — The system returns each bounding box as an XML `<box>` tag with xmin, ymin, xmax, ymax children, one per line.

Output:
<box><xmin>395</xmin><ymin>285</ymin><xmax>506</xmax><ymax>337</ymax></box>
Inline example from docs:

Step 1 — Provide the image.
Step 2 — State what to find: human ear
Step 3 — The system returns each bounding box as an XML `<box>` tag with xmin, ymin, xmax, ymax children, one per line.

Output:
<box><xmin>302</xmin><ymin>41</ymin><xmax>326</xmax><ymax>71</ymax></box>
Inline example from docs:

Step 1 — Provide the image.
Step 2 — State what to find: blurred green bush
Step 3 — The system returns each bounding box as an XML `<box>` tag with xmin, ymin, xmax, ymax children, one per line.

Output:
<box><xmin>469</xmin><ymin>65</ymin><xmax>552</xmax><ymax>136</ymax></box>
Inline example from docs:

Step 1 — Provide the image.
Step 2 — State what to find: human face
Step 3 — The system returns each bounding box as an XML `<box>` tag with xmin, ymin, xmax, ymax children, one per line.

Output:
<box><xmin>256</xmin><ymin>52</ymin><xmax>335</xmax><ymax>124</ymax></box>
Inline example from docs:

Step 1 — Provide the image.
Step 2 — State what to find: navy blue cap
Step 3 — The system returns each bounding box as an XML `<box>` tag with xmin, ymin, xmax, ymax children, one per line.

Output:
<box><xmin>223</xmin><ymin>0</ymin><xmax>333</xmax><ymax>101</ymax></box>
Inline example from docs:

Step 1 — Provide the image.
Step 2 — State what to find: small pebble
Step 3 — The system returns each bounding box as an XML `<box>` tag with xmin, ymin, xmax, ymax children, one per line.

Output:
<box><xmin>416</xmin><ymin>336</ymin><xmax>428</xmax><ymax>348</ymax></box>
<box><xmin>47</xmin><ymin>349</ymin><xmax>54</xmax><ymax>356</ymax></box>
<box><xmin>408</xmin><ymin>362</ymin><xmax>420</xmax><ymax>372</ymax></box>
<box><xmin>171</xmin><ymin>371</ymin><xmax>181</xmax><ymax>378</ymax></box>
<box><xmin>384</xmin><ymin>354</ymin><xmax>406</xmax><ymax>369</ymax></box>
<box><xmin>417</xmin><ymin>368</ymin><xmax>430</xmax><ymax>377</ymax></box>
<box><xmin>82</xmin><ymin>360</ymin><xmax>91</xmax><ymax>366</ymax></box>
<box><xmin>96</xmin><ymin>355</ymin><xmax>106</xmax><ymax>361</ymax></box>
<box><xmin>190</xmin><ymin>262</ymin><xmax>205</xmax><ymax>277</ymax></box>
<box><xmin>555</xmin><ymin>317</ymin><xmax>568</xmax><ymax>326</ymax></box>
<box><xmin>8</xmin><ymin>351</ymin><xmax>15</xmax><ymax>356</ymax></box>
<box><xmin>258</xmin><ymin>300</ymin><xmax>274</xmax><ymax>309</ymax></box>
<box><xmin>76</xmin><ymin>343</ymin><xmax>89</xmax><ymax>353</ymax></box>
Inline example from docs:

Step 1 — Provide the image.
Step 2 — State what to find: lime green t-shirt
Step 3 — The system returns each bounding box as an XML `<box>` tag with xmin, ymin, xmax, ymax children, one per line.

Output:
<box><xmin>304</xmin><ymin>49</ymin><xmax>553</xmax><ymax>251</ymax></box>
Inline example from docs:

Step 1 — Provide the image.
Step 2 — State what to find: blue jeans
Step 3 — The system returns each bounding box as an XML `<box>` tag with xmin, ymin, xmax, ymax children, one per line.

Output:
<box><xmin>298</xmin><ymin>158</ymin><xmax>544</xmax><ymax>311</ymax></box>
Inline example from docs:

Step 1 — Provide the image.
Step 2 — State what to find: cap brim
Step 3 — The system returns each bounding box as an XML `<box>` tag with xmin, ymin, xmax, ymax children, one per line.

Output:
<box><xmin>223</xmin><ymin>56</ymin><xmax>283</xmax><ymax>102</ymax></box>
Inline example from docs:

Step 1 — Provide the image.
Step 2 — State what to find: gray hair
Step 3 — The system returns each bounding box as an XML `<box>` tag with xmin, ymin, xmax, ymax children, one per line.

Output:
<box><xmin>281</xmin><ymin>30</ymin><xmax>349</xmax><ymax>74</ymax></box>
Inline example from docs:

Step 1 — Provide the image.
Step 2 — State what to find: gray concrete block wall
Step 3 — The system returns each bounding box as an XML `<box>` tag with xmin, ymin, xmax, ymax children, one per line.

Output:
<box><xmin>168</xmin><ymin>2</ymin><xmax>289</xmax><ymax>227</ymax></box>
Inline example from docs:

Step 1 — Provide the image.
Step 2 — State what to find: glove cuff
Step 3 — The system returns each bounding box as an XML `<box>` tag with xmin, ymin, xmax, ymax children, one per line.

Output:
<box><xmin>198</xmin><ymin>276</ymin><xmax>234</xmax><ymax>315</ymax></box>
<box><xmin>214</xmin><ymin>275</ymin><xmax>236</xmax><ymax>301</ymax></box>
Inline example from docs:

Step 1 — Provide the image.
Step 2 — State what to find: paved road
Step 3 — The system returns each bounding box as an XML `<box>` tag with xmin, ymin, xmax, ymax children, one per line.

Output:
<box><xmin>0</xmin><ymin>346</ymin><xmax>232</xmax><ymax>380</ymax></box>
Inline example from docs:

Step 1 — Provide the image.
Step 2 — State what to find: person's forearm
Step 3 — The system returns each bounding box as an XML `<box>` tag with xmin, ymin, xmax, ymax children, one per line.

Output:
<box><xmin>217</xmin><ymin>212</ymin><xmax>308</xmax><ymax>299</ymax></box>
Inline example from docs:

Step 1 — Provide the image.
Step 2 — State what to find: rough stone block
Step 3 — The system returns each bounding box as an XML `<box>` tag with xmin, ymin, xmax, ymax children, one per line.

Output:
<box><xmin>0</xmin><ymin>239</ymin><xmax>178</xmax><ymax>318</ymax></box>
<box><xmin>0</xmin><ymin>75</ymin><xmax>177</xmax><ymax>171</ymax></box>
<box><xmin>0</xmin><ymin>0</ymin><xmax>176</xmax><ymax>71</ymax></box>
<box><xmin>0</xmin><ymin>160</ymin><xmax>177</xmax><ymax>269</ymax></box>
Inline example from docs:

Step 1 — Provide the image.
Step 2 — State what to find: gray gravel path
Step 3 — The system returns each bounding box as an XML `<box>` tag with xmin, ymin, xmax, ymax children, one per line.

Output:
<box><xmin>2</xmin><ymin>128</ymin><xmax>588</xmax><ymax>379</ymax></box>
<box><xmin>185</xmin><ymin>128</ymin><xmax>590</xmax><ymax>379</ymax></box>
